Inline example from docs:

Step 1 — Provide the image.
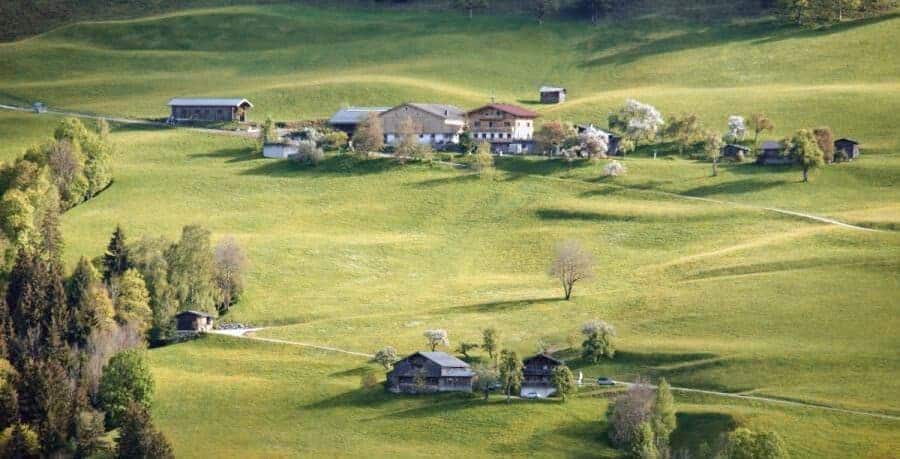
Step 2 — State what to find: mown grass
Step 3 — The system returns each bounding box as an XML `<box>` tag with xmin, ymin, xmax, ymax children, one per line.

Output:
<box><xmin>1</xmin><ymin>3</ymin><xmax>898</xmax><ymax>457</ymax></box>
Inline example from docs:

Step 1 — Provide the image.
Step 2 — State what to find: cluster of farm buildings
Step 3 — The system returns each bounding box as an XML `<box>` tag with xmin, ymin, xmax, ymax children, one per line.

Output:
<box><xmin>166</xmin><ymin>84</ymin><xmax>861</xmax><ymax>163</ymax></box>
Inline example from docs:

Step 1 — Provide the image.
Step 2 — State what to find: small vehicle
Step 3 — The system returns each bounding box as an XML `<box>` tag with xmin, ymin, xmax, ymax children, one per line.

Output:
<box><xmin>597</xmin><ymin>377</ymin><xmax>616</xmax><ymax>386</ymax></box>
<box><xmin>524</xmin><ymin>392</ymin><xmax>540</xmax><ymax>399</ymax></box>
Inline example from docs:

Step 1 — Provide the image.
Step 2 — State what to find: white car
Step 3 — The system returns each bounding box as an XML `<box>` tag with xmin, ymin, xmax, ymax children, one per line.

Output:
<box><xmin>524</xmin><ymin>392</ymin><xmax>540</xmax><ymax>399</ymax></box>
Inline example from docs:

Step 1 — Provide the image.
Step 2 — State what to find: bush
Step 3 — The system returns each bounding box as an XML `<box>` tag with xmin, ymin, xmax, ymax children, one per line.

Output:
<box><xmin>603</xmin><ymin>160</ymin><xmax>627</xmax><ymax>177</ymax></box>
<box><xmin>0</xmin><ymin>424</ymin><xmax>40</xmax><ymax>457</ymax></box>
<box><xmin>292</xmin><ymin>140</ymin><xmax>324</xmax><ymax>166</ymax></box>
<box><xmin>360</xmin><ymin>371</ymin><xmax>379</xmax><ymax>389</ymax></box>
<box><xmin>323</xmin><ymin>131</ymin><xmax>349</xmax><ymax>151</ymax></box>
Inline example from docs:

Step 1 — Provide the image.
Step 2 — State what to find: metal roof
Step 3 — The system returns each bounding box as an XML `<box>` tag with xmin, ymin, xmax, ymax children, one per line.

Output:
<box><xmin>388</xmin><ymin>103</ymin><xmax>465</xmax><ymax>121</ymax></box>
<box><xmin>329</xmin><ymin>107</ymin><xmax>391</xmax><ymax>125</ymax></box>
<box><xmin>761</xmin><ymin>140</ymin><xmax>784</xmax><ymax>149</ymax></box>
<box><xmin>835</xmin><ymin>138</ymin><xmax>859</xmax><ymax>144</ymax></box>
<box><xmin>418</xmin><ymin>351</ymin><xmax>470</xmax><ymax>368</ymax></box>
<box><xmin>539</xmin><ymin>86</ymin><xmax>566</xmax><ymax>93</ymax></box>
<box><xmin>167</xmin><ymin>98</ymin><xmax>253</xmax><ymax>108</ymax></box>
<box><xmin>725</xmin><ymin>144</ymin><xmax>751</xmax><ymax>151</ymax></box>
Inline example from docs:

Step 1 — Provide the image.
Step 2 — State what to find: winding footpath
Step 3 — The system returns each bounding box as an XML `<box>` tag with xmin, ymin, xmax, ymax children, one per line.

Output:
<box><xmin>212</xmin><ymin>328</ymin><xmax>898</xmax><ymax>422</ymax></box>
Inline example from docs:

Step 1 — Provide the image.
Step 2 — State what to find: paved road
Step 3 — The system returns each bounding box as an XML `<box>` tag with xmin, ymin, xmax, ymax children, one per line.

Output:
<box><xmin>0</xmin><ymin>103</ymin><xmax>256</xmax><ymax>138</ymax></box>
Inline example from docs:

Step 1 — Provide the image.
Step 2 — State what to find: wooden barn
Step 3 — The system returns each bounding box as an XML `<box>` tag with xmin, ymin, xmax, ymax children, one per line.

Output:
<box><xmin>175</xmin><ymin>310</ymin><xmax>214</xmax><ymax>333</ymax></box>
<box><xmin>756</xmin><ymin>140</ymin><xmax>793</xmax><ymax>165</ymax></box>
<box><xmin>386</xmin><ymin>352</ymin><xmax>474</xmax><ymax>394</ymax></box>
<box><xmin>834</xmin><ymin>138</ymin><xmax>860</xmax><ymax>161</ymax></box>
<box><xmin>521</xmin><ymin>354</ymin><xmax>562</xmax><ymax>398</ymax></box>
<box><xmin>167</xmin><ymin>98</ymin><xmax>253</xmax><ymax>122</ymax></box>
<box><xmin>539</xmin><ymin>86</ymin><xmax>567</xmax><ymax>104</ymax></box>
<box><xmin>328</xmin><ymin>107</ymin><xmax>391</xmax><ymax>134</ymax></box>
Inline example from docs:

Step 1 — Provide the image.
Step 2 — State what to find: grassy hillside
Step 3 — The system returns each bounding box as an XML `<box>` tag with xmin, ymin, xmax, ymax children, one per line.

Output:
<box><xmin>1</xmin><ymin>3</ymin><xmax>898</xmax><ymax>457</ymax></box>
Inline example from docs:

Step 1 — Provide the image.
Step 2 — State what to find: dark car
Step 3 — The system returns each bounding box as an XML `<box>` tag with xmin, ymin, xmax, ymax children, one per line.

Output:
<box><xmin>597</xmin><ymin>377</ymin><xmax>615</xmax><ymax>386</ymax></box>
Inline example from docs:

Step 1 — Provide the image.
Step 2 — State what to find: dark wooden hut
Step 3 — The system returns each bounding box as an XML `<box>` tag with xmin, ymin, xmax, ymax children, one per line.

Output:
<box><xmin>175</xmin><ymin>310</ymin><xmax>214</xmax><ymax>333</ymax></box>
<box><xmin>834</xmin><ymin>138</ymin><xmax>860</xmax><ymax>161</ymax></box>
<box><xmin>386</xmin><ymin>352</ymin><xmax>474</xmax><ymax>394</ymax></box>
<box><xmin>756</xmin><ymin>140</ymin><xmax>793</xmax><ymax>165</ymax></box>
<box><xmin>539</xmin><ymin>86</ymin><xmax>567</xmax><ymax>104</ymax></box>
<box><xmin>521</xmin><ymin>354</ymin><xmax>562</xmax><ymax>398</ymax></box>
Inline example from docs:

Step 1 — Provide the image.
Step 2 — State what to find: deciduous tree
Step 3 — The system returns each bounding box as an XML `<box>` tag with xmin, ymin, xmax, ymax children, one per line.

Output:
<box><xmin>813</xmin><ymin>126</ymin><xmax>835</xmax><ymax>162</ymax></box>
<box><xmin>651</xmin><ymin>378</ymin><xmax>676</xmax><ymax>455</ymax></box>
<box><xmin>607</xmin><ymin>380</ymin><xmax>654</xmax><ymax>448</ymax></box>
<box><xmin>749</xmin><ymin>113</ymin><xmax>774</xmax><ymax>146</ymax></box>
<box><xmin>373</xmin><ymin>346</ymin><xmax>398</xmax><ymax>369</ymax></box>
<box><xmin>581</xmin><ymin>320</ymin><xmax>616</xmax><ymax>362</ymax></box>
<box><xmin>456</xmin><ymin>342</ymin><xmax>479</xmax><ymax>359</ymax></box>
<box><xmin>498</xmin><ymin>350</ymin><xmax>523</xmax><ymax>403</ymax></box>
<box><xmin>473</xmin><ymin>364</ymin><xmax>499</xmax><ymax>401</ymax></box>
<box><xmin>213</xmin><ymin>236</ymin><xmax>247</xmax><ymax>314</ymax></box>
<box><xmin>551</xmin><ymin>365</ymin><xmax>576</xmax><ymax>401</ymax></box>
<box><xmin>535</xmin><ymin>120</ymin><xmax>571</xmax><ymax>156</ymax></box>
<box><xmin>609</xmin><ymin>99</ymin><xmax>665</xmax><ymax>143</ymax></box>
<box><xmin>482</xmin><ymin>327</ymin><xmax>500</xmax><ymax>362</ymax></box>
<box><xmin>664</xmin><ymin>113</ymin><xmax>702</xmax><ymax>155</ymax></box>
<box><xmin>167</xmin><ymin>225</ymin><xmax>221</xmax><ymax>315</ymax></box>
<box><xmin>703</xmin><ymin>131</ymin><xmax>725</xmax><ymax>177</ymax></box>
<box><xmin>99</xmin><ymin>349</ymin><xmax>153</xmax><ymax>429</ymax></box>
<box><xmin>111</xmin><ymin>269</ymin><xmax>152</xmax><ymax>332</ymax></box>
<box><xmin>549</xmin><ymin>239</ymin><xmax>594</xmax><ymax>300</ymax></box>
<box><xmin>352</xmin><ymin>112</ymin><xmax>385</xmax><ymax>157</ymax></box>
<box><xmin>424</xmin><ymin>329</ymin><xmax>449</xmax><ymax>351</ymax></box>
<box><xmin>787</xmin><ymin>128</ymin><xmax>825</xmax><ymax>182</ymax></box>
<box><xmin>473</xmin><ymin>142</ymin><xmax>494</xmax><ymax>176</ymax></box>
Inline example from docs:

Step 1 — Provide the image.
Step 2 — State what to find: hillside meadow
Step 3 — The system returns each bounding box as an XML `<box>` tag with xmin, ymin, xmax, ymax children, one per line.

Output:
<box><xmin>0</xmin><ymin>3</ymin><xmax>898</xmax><ymax>457</ymax></box>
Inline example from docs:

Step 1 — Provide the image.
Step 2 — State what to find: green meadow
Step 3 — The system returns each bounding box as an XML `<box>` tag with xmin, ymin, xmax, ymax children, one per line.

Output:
<box><xmin>1</xmin><ymin>3</ymin><xmax>898</xmax><ymax>457</ymax></box>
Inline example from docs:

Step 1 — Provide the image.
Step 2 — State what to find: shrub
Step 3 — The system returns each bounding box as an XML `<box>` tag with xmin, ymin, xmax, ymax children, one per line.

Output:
<box><xmin>0</xmin><ymin>424</ymin><xmax>40</xmax><ymax>457</ymax></box>
<box><xmin>292</xmin><ymin>140</ymin><xmax>324</xmax><ymax>166</ymax></box>
<box><xmin>323</xmin><ymin>131</ymin><xmax>349</xmax><ymax>151</ymax></box>
<box><xmin>603</xmin><ymin>160</ymin><xmax>627</xmax><ymax>177</ymax></box>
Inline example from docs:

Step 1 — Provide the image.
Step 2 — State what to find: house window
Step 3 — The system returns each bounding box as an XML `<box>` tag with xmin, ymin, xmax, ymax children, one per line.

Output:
<box><xmin>474</xmin><ymin>121</ymin><xmax>481</xmax><ymax>127</ymax></box>
<box><xmin>488</xmin><ymin>122</ymin><xmax>493</xmax><ymax>128</ymax></box>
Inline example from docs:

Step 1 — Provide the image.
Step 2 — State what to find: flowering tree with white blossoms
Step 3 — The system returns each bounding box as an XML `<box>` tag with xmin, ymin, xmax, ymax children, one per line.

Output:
<box><xmin>727</xmin><ymin>115</ymin><xmax>746</xmax><ymax>142</ymax></box>
<box><xmin>609</xmin><ymin>99</ymin><xmax>665</xmax><ymax>142</ymax></box>
<box><xmin>603</xmin><ymin>160</ymin><xmax>627</xmax><ymax>177</ymax></box>
<box><xmin>578</xmin><ymin>127</ymin><xmax>610</xmax><ymax>158</ymax></box>
<box><xmin>424</xmin><ymin>329</ymin><xmax>450</xmax><ymax>351</ymax></box>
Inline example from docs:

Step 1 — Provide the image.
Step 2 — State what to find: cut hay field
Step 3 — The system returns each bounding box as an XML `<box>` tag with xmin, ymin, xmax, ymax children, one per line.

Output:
<box><xmin>1</xmin><ymin>3</ymin><xmax>898</xmax><ymax>457</ymax></box>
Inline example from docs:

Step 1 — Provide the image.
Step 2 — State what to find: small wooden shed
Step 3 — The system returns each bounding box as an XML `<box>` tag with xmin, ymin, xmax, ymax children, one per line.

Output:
<box><xmin>539</xmin><ymin>86</ymin><xmax>567</xmax><ymax>104</ymax></box>
<box><xmin>175</xmin><ymin>310</ymin><xmax>214</xmax><ymax>333</ymax></box>
<box><xmin>722</xmin><ymin>144</ymin><xmax>750</xmax><ymax>160</ymax></box>
<box><xmin>756</xmin><ymin>140</ymin><xmax>793</xmax><ymax>165</ymax></box>
<box><xmin>833</xmin><ymin>138</ymin><xmax>860</xmax><ymax>161</ymax></box>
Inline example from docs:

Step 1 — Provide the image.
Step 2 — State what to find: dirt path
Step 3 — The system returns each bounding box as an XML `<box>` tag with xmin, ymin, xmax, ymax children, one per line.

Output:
<box><xmin>208</xmin><ymin>328</ymin><xmax>374</xmax><ymax>358</ymax></box>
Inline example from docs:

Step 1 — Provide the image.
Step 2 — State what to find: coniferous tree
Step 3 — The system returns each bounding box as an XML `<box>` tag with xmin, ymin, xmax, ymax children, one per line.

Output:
<box><xmin>166</xmin><ymin>225</ymin><xmax>221</xmax><ymax>315</ymax></box>
<box><xmin>67</xmin><ymin>257</ymin><xmax>115</xmax><ymax>347</ymax></box>
<box><xmin>651</xmin><ymin>378</ymin><xmax>676</xmax><ymax>455</ymax></box>
<box><xmin>115</xmin><ymin>402</ymin><xmax>173</xmax><ymax>459</ymax></box>
<box><xmin>103</xmin><ymin>225</ymin><xmax>129</xmax><ymax>282</ymax></box>
<box><xmin>0</xmin><ymin>382</ymin><xmax>18</xmax><ymax>431</ymax></box>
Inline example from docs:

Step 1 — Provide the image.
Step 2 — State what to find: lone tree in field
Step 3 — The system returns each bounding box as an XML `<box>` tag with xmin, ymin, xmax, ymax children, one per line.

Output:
<box><xmin>482</xmin><ymin>327</ymin><xmax>500</xmax><ymax>362</ymax></box>
<box><xmin>787</xmin><ymin>129</ymin><xmax>825</xmax><ymax>182</ymax></box>
<box><xmin>455</xmin><ymin>0</ymin><xmax>488</xmax><ymax>18</ymax></box>
<box><xmin>549</xmin><ymin>239</ymin><xmax>594</xmax><ymax>300</ymax></box>
<box><xmin>352</xmin><ymin>112</ymin><xmax>384</xmax><ymax>157</ymax></box>
<box><xmin>456</xmin><ymin>342</ymin><xmax>479</xmax><ymax>359</ymax></box>
<box><xmin>424</xmin><ymin>329</ymin><xmax>450</xmax><ymax>351</ymax></box>
<box><xmin>551</xmin><ymin>365</ymin><xmax>577</xmax><ymax>401</ymax></box>
<box><xmin>533</xmin><ymin>0</ymin><xmax>560</xmax><ymax>24</ymax></box>
<box><xmin>749</xmin><ymin>113</ymin><xmax>774</xmax><ymax>146</ymax></box>
<box><xmin>703</xmin><ymin>131</ymin><xmax>725</xmax><ymax>177</ymax></box>
<box><xmin>609</xmin><ymin>99</ymin><xmax>665</xmax><ymax>143</ymax></box>
<box><xmin>373</xmin><ymin>346</ymin><xmax>398</xmax><ymax>369</ymax></box>
<box><xmin>498</xmin><ymin>350</ymin><xmax>523</xmax><ymax>403</ymax></box>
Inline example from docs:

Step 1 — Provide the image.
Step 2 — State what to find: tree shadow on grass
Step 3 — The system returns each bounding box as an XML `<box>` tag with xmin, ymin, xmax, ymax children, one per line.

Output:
<box><xmin>440</xmin><ymin>297</ymin><xmax>565</xmax><ymax>314</ymax></box>
<box><xmin>679</xmin><ymin>178</ymin><xmax>790</xmax><ymax>198</ymax></box>
<box><xmin>535</xmin><ymin>207</ymin><xmax>728</xmax><ymax>224</ymax></box>
<box><xmin>239</xmin><ymin>155</ymin><xmax>402</xmax><ymax>177</ymax></box>
<box><xmin>413</xmin><ymin>173</ymin><xmax>480</xmax><ymax>188</ymax></box>
<box><xmin>494</xmin><ymin>156</ymin><xmax>592</xmax><ymax>179</ymax></box>
<box><xmin>189</xmin><ymin>147</ymin><xmax>259</xmax><ymax>163</ymax></box>
<box><xmin>378</xmin><ymin>394</ymin><xmax>484</xmax><ymax>420</ymax></box>
<box><xmin>542</xmin><ymin>420</ymin><xmax>617</xmax><ymax>458</ymax></box>
<box><xmin>670</xmin><ymin>412</ymin><xmax>738</xmax><ymax>455</ymax></box>
<box><xmin>306</xmin><ymin>385</ymin><xmax>397</xmax><ymax>410</ymax></box>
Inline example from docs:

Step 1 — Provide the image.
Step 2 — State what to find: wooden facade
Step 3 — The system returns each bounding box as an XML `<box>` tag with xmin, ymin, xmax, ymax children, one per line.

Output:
<box><xmin>757</xmin><ymin>141</ymin><xmax>794</xmax><ymax>165</ymax></box>
<box><xmin>167</xmin><ymin>98</ymin><xmax>253</xmax><ymax>122</ymax></box>
<box><xmin>379</xmin><ymin>103</ymin><xmax>465</xmax><ymax>146</ymax></box>
<box><xmin>175</xmin><ymin>311</ymin><xmax>214</xmax><ymax>333</ymax></box>
<box><xmin>521</xmin><ymin>354</ymin><xmax>562</xmax><ymax>398</ymax></box>
<box><xmin>539</xmin><ymin>86</ymin><xmax>566</xmax><ymax>104</ymax></box>
<box><xmin>834</xmin><ymin>138</ymin><xmax>860</xmax><ymax>161</ymax></box>
<box><xmin>467</xmin><ymin>103</ymin><xmax>540</xmax><ymax>154</ymax></box>
<box><xmin>722</xmin><ymin>144</ymin><xmax>750</xmax><ymax>159</ymax></box>
<box><xmin>386</xmin><ymin>352</ymin><xmax>474</xmax><ymax>394</ymax></box>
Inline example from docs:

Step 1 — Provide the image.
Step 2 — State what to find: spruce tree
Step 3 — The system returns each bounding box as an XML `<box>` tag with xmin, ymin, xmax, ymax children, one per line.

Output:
<box><xmin>116</xmin><ymin>402</ymin><xmax>173</xmax><ymax>459</ymax></box>
<box><xmin>103</xmin><ymin>225</ymin><xmax>130</xmax><ymax>282</ymax></box>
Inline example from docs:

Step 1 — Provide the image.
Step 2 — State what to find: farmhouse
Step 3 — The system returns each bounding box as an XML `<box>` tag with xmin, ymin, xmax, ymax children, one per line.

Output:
<box><xmin>175</xmin><ymin>310</ymin><xmax>214</xmax><ymax>333</ymax></box>
<box><xmin>380</xmin><ymin>103</ymin><xmax>466</xmax><ymax>146</ymax></box>
<box><xmin>386</xmin><ymin>351</ymin><xmax>474</xmax><ymax>394</ymax></box>
<box><xmin>834</xmin><ymin>138</ymin><xmax>860</xmax><ymax>161</ymax></box>
<box><xmin>722</xmin><ymin>144</ymin><xmax>751</xmax><ymax>160</ymax></box>
<box><xmin>521</xmin><ymin>354</ymin><xmax>562</xmax><ymax>398</ymax></box>
<box><xmin>328</xmin><ymin>106</ymin><xmax>391</xmax><ymax>134</ymax></box>
<box><xmin>167</xmin><ymin>98</ymin><xmax>253</xmax><ymax>122</ymax></box>
<box><xmin>756</xmin><ymin>140</ymin><xmax>794</xmax><ymax>165</ymax></box>
<box><xmin>539</xmin><ymin>86</ymin><xmax>567</xmax><ymax>104</ymax></box>
<box><xmin>467</xmin><ymin>103</ymin><xmax>540</xmax><ymax>154</ymax></box>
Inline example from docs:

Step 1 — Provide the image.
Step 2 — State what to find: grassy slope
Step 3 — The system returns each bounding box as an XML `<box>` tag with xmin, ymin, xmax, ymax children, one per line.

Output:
<box><xmin>1</xmin><ymin>4</ymin><xmax>898</xmax><ymax>457</ymax></box>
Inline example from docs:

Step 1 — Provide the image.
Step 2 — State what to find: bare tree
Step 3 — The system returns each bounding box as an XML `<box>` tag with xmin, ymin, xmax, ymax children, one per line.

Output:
<box><xmin>214</xmin><ymin>236</ymin><xmax>248</xmax><ymax>314</ymax></box>
<box><xmin>424</xmin><ymin>329</ymin><xmax>450</xmax><ymax>351</ymax></box>
<box><xmin>549</xmin><ymin>240</ymin><xmax>594</xmax><ymax>300</ymax></box>
<box><xmin>351</xmin><ymin>112</ymin><xmax>384</xmax><ymax>157</ymax></box>
<box><xmin>607</xmin><ymin>378</ymin><xmax>655</xmax><ymax>449</ymax></box>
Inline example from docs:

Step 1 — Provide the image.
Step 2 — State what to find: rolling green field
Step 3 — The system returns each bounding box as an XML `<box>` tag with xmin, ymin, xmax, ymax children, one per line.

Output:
<box><xmin>1</xmin><ymin>2</ymin><xmax>899</xmax><ymax>457</ymax></box>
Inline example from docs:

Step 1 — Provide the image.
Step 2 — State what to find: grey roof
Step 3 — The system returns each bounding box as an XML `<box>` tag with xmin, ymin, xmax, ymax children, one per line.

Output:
<box><xmin>761</xmin><ymin>140</ymin><xmax>784</xmax><ymax>150</ymax></box>
<box><xmin>539</xmin><ymin>86</ymin><xmax>566</xmax><ymax>93</ymax></box>
<box><xmin>418</xmin><ymin>351</ymin><xmax>470</xmax><ymax>368</ymax></box>
<box><xmin>392</xmin><ymin>103</ymin><xmax>465</xmax><ymax>121</ymax></box>
<box><xmin>167</xmin><ymin>98</ymin><xmax>253</xmax><ymax>108</ymax></box>
<box><xmin>835</xmin><ymin>138</ymin><xmax>859</xmax><ymax>144</ymax></box>
<box><xmin>329</xmin><ymin>107</ymin><xmax>391</xmax><ymax>125</ymax></box>
<box><xmin>524</xmin><ymin>353</ymin><xmax>563</xmax><ymax>365</ymax></box>
<box><xmin>175</xmin><ymin>310</ymin><xmax>214</xmax><ymax>318</ymax></box>
<box><xmin>725</xmin><ymin>144</ymin><xmax>751</xmax><ymax>151</ymax></box>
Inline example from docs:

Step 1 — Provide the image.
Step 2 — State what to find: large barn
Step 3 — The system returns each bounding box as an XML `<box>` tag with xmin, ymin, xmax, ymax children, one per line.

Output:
<box><xmin>167</xmin><ymin>98</ymin><xmax>253</xmax><ymax>122</ymax></box>
<box><xmin>386</xmin><ymin>352</ymin><xmax>474</xmax><ymax>394</ymax></box>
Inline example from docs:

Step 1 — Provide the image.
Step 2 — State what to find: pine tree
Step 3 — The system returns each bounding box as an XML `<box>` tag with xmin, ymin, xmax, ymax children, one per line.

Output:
<box><xmin>632</xmin><ymin>421</ymin><xmax>659</xmax><ymax>459</ymax></box>
<box><xmin>103</xmin><ymin>225</ymin><xmax>129</xmax><ymax>282</ymax></box>
<box><xmin>116</xmin><ymin>402</ymin><xmax>173</xmax><ymax>459</ymax></box>
<box><xmin>0</xmin><ymin>381</ymin><xmax>18</xmax><ymax>431</ymax></box>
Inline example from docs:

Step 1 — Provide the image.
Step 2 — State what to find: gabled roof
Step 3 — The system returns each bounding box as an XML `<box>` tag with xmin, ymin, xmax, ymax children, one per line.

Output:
<box><xmin>329</xmin><ymin>107</ymin><xmax>391</xmax><ymax>125</ymax></box>
<box><xmin>167</xmin><ymin>98</ymin><xmax>253</xmax><ymax>108</ymax></box>
<box><xmin>384</xmin><ymin>103</ymin><xmax>465</xmax><ymax>121</ymax></box>
<box><xmin>175</xmin><ymin>310</ymin><xmax>214</xmax><ymax>318</ymax></box>
<box><xmin>725</xmin><ymin>144</ymin><xmax>751</xmax><ymax>151</ymax></box>
<box><xmin>467</xmin><ymin>103</ymin><xmax>540</xmax><ymax>119</ymax></box>
<box><xmin>416</xmin><ymin>351</ymin><xmax>470</xmax><ymax>368</ymax></box>
<box><xmin>524</xmin><ymin>353</ymin><xmax>563</xmax><ymax>365</ymax></box>
<box><xmin>835</xmin><ymin>138</ymin><xmax>859</xmax><ymax>144</ymax></box>
<box><xmin>761</xmin><ymin>140</ymin><xmax>784</xmax><ymax>150</ymax></box>
<box><xmin>539</xmin><ymin>86</ymin><xmax>566</xmax><ymax>93</ymax></box>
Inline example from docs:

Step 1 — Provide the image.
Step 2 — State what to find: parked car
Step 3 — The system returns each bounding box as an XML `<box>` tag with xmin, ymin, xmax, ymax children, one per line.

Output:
<box><xmin>524</xmin><ymin>391</ymin><xmax>540</xmax><ymax>399</ymax></box>
<box><xmin>597</xmin><ymin>377</ymin><xmax>615</xmax><ymax>386</ymax></box>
